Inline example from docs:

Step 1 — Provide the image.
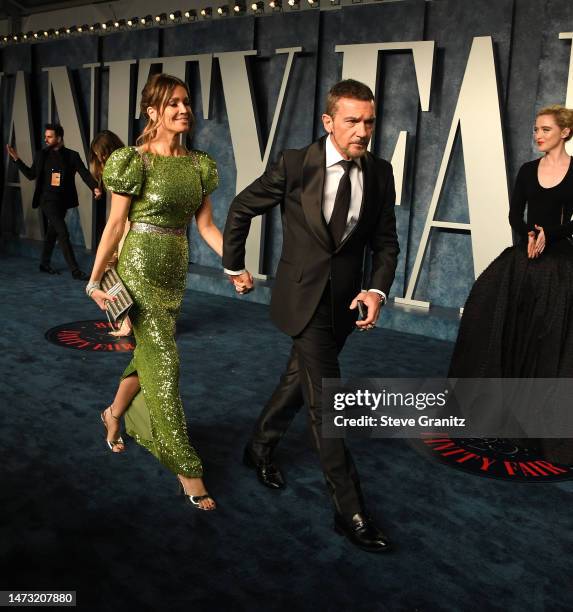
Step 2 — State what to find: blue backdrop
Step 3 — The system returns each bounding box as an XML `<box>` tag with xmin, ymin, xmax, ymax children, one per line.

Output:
<box><xmin>1</xmin><ymin>0</ymin><xmax>572</xmax><ymax>311</ymax></box>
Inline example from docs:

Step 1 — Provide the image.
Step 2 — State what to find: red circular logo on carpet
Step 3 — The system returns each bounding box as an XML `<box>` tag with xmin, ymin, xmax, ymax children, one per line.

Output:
<box><xmin>411</xmin><ymin>435</ymin><xmax>573</xmax><ymax>482</ymax></box>
<box><xmin>45</xmin><ymin>320</ymin><xmax>135</xmax><ymax>352</ymax></box>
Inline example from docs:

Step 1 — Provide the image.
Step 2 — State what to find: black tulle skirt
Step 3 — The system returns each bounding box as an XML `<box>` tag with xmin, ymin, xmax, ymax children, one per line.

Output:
<box><xmin>449</xmin><ymin>240</ymin><xmax>573</xmax><ymax>378</ymax></box>
<box><xmin>449</xmin><ymin>240</ymin><xmax>573</xmax><ymax>464</ymax></box>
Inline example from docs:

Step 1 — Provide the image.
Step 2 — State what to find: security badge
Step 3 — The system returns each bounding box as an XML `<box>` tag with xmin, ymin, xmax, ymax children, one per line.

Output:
<box><xmin>51</xmin><ymin>170</ymin><xmax>62</xmax><ymax>187</ymax></box>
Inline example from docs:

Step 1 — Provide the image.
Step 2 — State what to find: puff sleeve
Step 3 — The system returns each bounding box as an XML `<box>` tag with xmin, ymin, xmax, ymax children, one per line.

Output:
<box><xmin>196</xmin><ymin>151</ymin><xmax>219</xmax><ymax>197</ymax></box>
<box><xmin>103</xmin><ymin>147</ymin><xmax>144</xmax><ymax>196</ymax></box>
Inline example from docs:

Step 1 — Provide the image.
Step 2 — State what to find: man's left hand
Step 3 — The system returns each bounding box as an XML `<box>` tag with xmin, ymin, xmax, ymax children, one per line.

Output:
<box><xmin>94</xmin><ymin>187</ymin><xmax>102</xmax><ymax>200</ymax></box>
<box><xmin>350</xmin><ymin>291</ymin><xmax>383</xmax><ymax>330</ymax></box>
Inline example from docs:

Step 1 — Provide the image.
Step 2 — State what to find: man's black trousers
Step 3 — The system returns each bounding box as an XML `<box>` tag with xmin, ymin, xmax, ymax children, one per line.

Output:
<box><xmin>40</xmin><ymin>199</ymin><xmax>80</xmax><ymax>272</ymax></box>
<box><xmin>250</xmin><ymin>285</ymin><xmax>365</xmax><ymax>519</ymax></box>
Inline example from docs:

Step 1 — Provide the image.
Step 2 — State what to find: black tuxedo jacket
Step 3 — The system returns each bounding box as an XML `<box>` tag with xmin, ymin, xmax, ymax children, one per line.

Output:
<box><xmin>223</xmin><ymin>136</ymin><xmax>399</xmax><ymax>337</ymax></box>
<box><xmin>15</xmin><ymin>146</ymin><xmax>97</xmax><ymax>210</ymax></box>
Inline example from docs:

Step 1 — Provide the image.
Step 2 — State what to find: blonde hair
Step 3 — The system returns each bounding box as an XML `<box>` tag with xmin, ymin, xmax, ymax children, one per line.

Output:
<box><xmin>136</xmin><ymin>73</ymin><xmax>195</xmax><ymax>149</ymax></box>
<box><xmin>89</xmin><ymin>130</ymin><xmax>124</xmax><ymax>183</ymax></box>
<box><xmin>537</xmin><ymin>105</ymin><xmax>573</xmax><ymax>141</ymax></box>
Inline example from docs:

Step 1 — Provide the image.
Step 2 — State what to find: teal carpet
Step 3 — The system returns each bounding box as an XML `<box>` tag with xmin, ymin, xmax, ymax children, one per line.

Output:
<box><xmin>1</xmin><ymin>254</ymin><xmax>572</xmax><ymax>611</ymax></box>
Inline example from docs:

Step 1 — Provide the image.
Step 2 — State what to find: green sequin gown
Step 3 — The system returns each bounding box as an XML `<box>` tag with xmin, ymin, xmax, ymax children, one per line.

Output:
<box><xmin>103</xmin><ymin>146</ymin><xmax>218</xmax><ymax>477</ymax></box>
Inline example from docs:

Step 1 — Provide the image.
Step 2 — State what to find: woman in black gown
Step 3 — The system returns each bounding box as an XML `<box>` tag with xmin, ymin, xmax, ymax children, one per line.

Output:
<box><xmin>450</xmin><ymin>106</ymin><xmax>573</xmax><ymax>377</ymax></box>
<box><xmin>449</xmin><ymin>106</ymin><xmax>573</xmax><ymax>460</ymax></box>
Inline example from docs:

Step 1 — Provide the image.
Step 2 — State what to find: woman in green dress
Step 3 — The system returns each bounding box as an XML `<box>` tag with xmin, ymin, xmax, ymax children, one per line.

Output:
<box><xmin>86</xmin><ymin>74</ymin><xmax>223</xmax><ymax>510</ymax></box>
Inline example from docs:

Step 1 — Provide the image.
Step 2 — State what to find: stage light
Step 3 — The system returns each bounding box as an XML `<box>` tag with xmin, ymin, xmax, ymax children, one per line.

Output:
<box><xmin>234</xmin><ymin>2</ymin><xmax>245</xmax><ymax>12</ymax></box>
<box><xmin>24</xmin><ymin>31</ymin><xmax>33</xmax><ymax>40</ymax></box>
<box><xmin>287</xmin><ymin>0</ymin><xmax>299</xmax><ymax>7</ymax></box>
<box><xmin>269</xmin><ymin>0</ymin><xmax>282</xmax><ymax>9</ymax></box>
<box><xmin>218</xmin><ymin>5</ymin><xmax>229</xmax><ymax>15</ymax></box>
<box><xmin>33</xmin><ymin>31</ymin><xmax>39</xmax><ymax>38</ymax></box>
<box><xmin>2</xmin><ymin>36</ymin><xmax>8</xmax><ymax>43</ymax></box>
<box><xmin>155</xmin><ymin>13</ymin><xmax>167</xmax><ymax>24</ymax></box>
<box><xmin>307</xmin><ymin>0</ymin><xmax>318</xmax><ymax>5</ymax></box>
<box><xmin>201</xmin><ymin>7</ymin><xmax>212</xmax><ymax>17</ymax></box>
<box><xmin>170</xmin><ymin>10</ymin><xmax>182</xmax><ymax>21</ymax></box>
<box><xmin>127</xmin><ymin>17</ymin><xmax>138</xmax><ymax>27</ymax></box>
<box><xmin>78</xmin><ymin>24</ymin><xmax>89</xmax><ymax>32</ymax></box>
<box><xmin>43</xmin><ymin>30</ymin><xmax>50</xmax><ymax>38</ymax></box>
<box><xmin>90</xmin><ymin>23</ymin><xmax>100</xmax><ymax>32</ymax></box>
<box><xmin>140</xmin><ymin>15</ymin><xmax>153</xmax><ymax>25</ymax></box>
<box><xmin>329</xmin><ymin>0</ymin><xmax>340</xmax><ymax>4</ymax></box>
<box><xmin>115</xmin><ymin>19</ymin><xmax>125</xmax><ymax>28</ymax></box>
<box><xmin>54</xmin><ymin>29</ymin><xmax>61</xmax><ymax>36</ymax></box>
<box><xmin>252</xmin><ymin>1</ymin><xmax>264</xmax><ymax>11</ymax></box>
<box><xmin>185</xmin><ymin>9</ymin><xmax>198</xmax><ymax>20</ymax></box>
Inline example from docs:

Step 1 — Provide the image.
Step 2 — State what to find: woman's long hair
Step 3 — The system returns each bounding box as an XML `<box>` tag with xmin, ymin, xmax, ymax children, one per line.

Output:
<box><xmin>136</xmin><ymin>73</ymin><xmax>195</xmax><ymax>150</ymax></box>
<box><xmin>89</xmin><ymin>130</ymin><xmax>125</xmax><ymax>184</ymax></box>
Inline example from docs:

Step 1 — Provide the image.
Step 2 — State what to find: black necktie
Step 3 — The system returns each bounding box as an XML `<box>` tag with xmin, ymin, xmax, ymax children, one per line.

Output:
<box><xmin>328</xmin><ymin>160</ymin><xmax>353</xmax><ymax>246</ymax></box>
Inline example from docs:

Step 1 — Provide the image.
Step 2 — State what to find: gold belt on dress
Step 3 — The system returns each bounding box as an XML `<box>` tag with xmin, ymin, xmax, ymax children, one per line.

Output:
<box><xmin>130</xmin><ymin>221</ymin><xmax>186</xmax><ymax>236</ymax></box>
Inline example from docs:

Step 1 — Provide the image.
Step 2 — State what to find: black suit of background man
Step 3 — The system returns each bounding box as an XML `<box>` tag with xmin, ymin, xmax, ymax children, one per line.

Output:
<box><xmin>223</xmin><ymin>80</ymin><xmax>399</xmax><ymax>553</ymax></box>
<box><xmin>7</xmin><ymin>124</ymin><xmax>99</xmax><ymax>279</ymax></box>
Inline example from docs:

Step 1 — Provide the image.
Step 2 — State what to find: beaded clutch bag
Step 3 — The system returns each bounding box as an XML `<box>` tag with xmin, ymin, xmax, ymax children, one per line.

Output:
<box><xmin>100</xmin><ymin>267</ymin><xmax>133</xmax><ymax>327</ymax></box>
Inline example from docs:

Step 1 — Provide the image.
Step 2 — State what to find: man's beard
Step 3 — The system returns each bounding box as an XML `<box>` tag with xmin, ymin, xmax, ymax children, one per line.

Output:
<box><xmin>333</xmin><ymin>133</ymin><xmax>369</xmax><ymax>159</ymax></box>
<box><xmin>343</xmin><ymin>145</ymin><xmax>368</xmax><ymax>159</ymax></box>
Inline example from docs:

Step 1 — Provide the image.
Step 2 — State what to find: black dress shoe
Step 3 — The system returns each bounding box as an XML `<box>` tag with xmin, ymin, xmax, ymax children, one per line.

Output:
<box><xmin>71</xmin><ymin>269</ymin><xmax>89</xmax><ymax>281</ymax></box>
<box><xmin>243</xmin><ymin>445</ymin><xmax>285</xmax><ymax>489</ymax></box>
<box><xmin>334</xmin><ymin>512</ymin><xmax>391</xmax><ymax>553</ymax></box>
<box><xmin>39</xmin><ymin>264</ymin><xmax>60</xmax><ymax>275</ymax></box>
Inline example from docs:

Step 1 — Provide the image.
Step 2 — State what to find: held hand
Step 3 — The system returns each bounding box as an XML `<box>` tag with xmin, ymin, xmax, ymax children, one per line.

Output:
<box><xmin>6</xmin><ymin>144</ymin><xmax>18</xmax><ymax>161</ymax></box>
<box><xmin>527</xmin><ymin>231</ymin><xmax>536</xmax><ymax>259</ymax></box>
<box><xmin>94</xmin><ymin>187</ymin><xmax>102</xmax><ymax>200</ymax></box>
<box><xmin>350</xmin><ymin>291</ymin><xmax>383</xmax><ymax>330</ymax></box>
<box><xmin>228</xmin><ymin>271</ymin><xmax>254</xmax><ymax>295</ymax></box>
<box><xmin>90</xmin><ymin>288</ymin><xmax>116</xmax><ymax>311</ymax></box>
<box><xmin>533</xmin><ymin>225</ymin><xmax>546</xmax><ymax>257</ymax></box>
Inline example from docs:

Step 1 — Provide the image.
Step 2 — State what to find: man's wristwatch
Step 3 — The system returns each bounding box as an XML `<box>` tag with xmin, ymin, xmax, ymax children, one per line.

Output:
<box><xmin>363</xmin><ymin>289</ymin><xmax>386</xmax><ymax>304</ymax></box>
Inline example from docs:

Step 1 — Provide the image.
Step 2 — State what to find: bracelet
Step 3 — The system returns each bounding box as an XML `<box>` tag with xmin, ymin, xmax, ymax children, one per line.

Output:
<box><xmin>85</xmin><ymin>281</ymin><xmax>101</xmax><ymax>297</ymax></box>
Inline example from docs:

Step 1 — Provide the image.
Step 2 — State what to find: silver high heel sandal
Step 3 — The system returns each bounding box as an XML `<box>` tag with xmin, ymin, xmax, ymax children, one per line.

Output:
<box><xmin>100</xmin><ymin>405</ymin><xmax>125</xmax><ymax>452</ymax></box>
<box><xmin>177</xmin><ymin>478</ymin><xmax>216</xmax><ymax>511</ymax></box>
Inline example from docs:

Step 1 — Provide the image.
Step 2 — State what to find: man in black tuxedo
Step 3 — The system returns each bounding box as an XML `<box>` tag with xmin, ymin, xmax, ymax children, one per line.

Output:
<box><xmin>223</xmin><ymin>80</ymin><xmax>399</xmax><ymax>553</ymax></box>
<box><xmin>7</xmin><ymin>123</ymin><xmax>100</xmax><ymax>279</ymax></box>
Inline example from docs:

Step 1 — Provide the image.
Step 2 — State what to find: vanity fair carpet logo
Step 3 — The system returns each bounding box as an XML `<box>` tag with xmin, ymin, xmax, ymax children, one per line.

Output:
<box><xmin>414</xmin><ymin>436</ymin><xmax>573</xmax><ymax>482</ymax></box>
<box><xmin>45</xmin><ymin>320</ymin><xmax>135</xmax><ymax>352</ymax></box>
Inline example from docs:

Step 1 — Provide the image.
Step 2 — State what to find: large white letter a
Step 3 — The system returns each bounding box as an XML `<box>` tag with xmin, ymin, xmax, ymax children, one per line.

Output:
<box><xmin>397</xmin><ymin>36</ymin><xmax>512</xmax><ymax>309</ymax></box>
